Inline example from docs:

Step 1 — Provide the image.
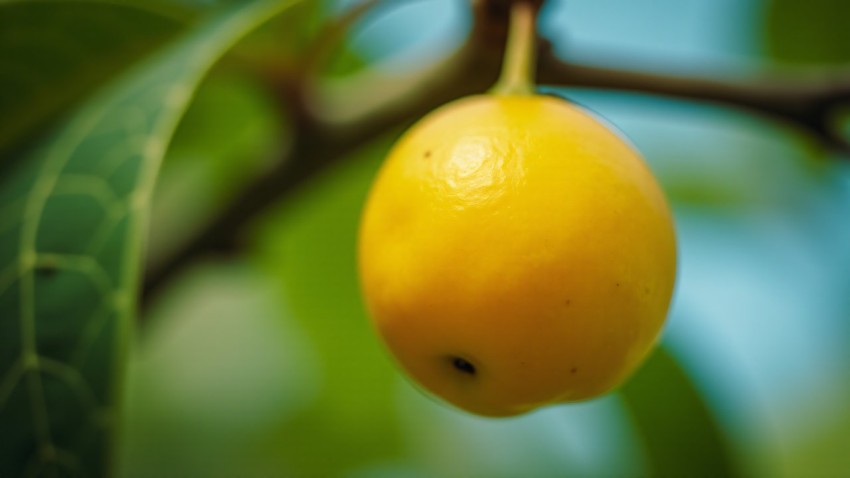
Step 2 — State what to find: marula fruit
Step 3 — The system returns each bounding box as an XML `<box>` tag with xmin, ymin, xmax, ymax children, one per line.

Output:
<box><xmin>358</xmin><ymin>93</ymin><xmax>677</xmax><ymax>417</ymax></box>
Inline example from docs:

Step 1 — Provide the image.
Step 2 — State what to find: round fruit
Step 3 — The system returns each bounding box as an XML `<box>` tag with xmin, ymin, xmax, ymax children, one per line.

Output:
<box><xmin>358</xmin><ymin>94</ymin><xmax>677</xmax><ymax>417</ymax></box>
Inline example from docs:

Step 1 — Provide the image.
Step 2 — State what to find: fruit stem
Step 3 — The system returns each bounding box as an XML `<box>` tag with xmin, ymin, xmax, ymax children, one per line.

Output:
<box><xmin>491</xmin><ymin>1</ymin><xmax>538</xmax><ymax>95</ymax></box>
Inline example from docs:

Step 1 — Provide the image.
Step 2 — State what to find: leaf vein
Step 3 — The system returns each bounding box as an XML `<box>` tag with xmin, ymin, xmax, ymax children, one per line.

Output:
<box><xmin>38</xmin><ymin>356</ymin><xmax>101</xmax><ymax>410</ymax></box>
<box><xmin>0</xmin><ymin>358</ymin><xmax>24</xmax><ymax>411</ymax></box>
<box><xmin>35</xmin><ymin>253</ymin><xmax>115</xmax><ymax>296</ymax></box>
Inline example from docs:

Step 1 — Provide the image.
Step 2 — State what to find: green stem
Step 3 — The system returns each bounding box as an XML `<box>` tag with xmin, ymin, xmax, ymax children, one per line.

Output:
<box><xmin>490</xmin><ymin>1</ymin><xmax>538</xmax><ymax>95</ymax></box>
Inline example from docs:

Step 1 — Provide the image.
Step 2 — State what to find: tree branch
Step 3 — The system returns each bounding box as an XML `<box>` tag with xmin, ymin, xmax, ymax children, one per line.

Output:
<box><xmin>141</xmin><ymin>0</ymin><xmax>850</xmax><ymax>310</ymax></box>
<box><xmin>537</xmin><ymin>45</ymin><xmax>850</xmax><ymax>151</ymax></box>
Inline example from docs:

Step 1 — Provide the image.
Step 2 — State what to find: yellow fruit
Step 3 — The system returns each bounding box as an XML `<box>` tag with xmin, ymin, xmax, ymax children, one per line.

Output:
<box><xmin>358</xmin><ymin>94</ymin><xmax>677</xmax><ymax>417</ymax></box>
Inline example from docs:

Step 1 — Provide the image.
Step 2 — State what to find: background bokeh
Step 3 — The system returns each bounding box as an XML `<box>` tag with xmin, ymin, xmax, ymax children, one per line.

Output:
<box><xmin>99</xmin><ymin>0</ymin><xmax>850</xmax><ymax>476</ymax></box>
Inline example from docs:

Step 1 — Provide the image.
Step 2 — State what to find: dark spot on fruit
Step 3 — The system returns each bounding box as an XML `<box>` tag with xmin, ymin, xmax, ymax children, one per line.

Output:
<box><xmin>570</xmin><ymin>367</ymin><xmax>578</xmax><ymax>374</ymax></box>
<box><xmin>565</xmin><ymin>299</ymin><xmax>571</xmax><ymax>306</ymax></box>
<box><xmin>424</xmin><ymin>150</ymin><xmax>432</xmax><ymax>158</ymax></box>
<box><xmin>450</xmin><ymin>356</ymin><xmax>476</xmax><ymax>375</ymax></box>
<box><xmin>615</xmin><ymin>282</ymin><xmax>621</xmax><ymax>288</ymax></box>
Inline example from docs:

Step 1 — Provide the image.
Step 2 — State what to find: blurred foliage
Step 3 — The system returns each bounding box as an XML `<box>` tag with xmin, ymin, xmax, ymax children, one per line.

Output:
<box><xmin>120</xmin><ymin>262</ymin><xmax>314</xmax><ymax>477</ymax></box>
<box><xmin>255</xmin><ymin>138</ymin><xmax>406</xmax><ymax>476</ymax></box>
<box><xmin>765</xmin><ymin>0</ymin><xmax>850</xmax><ymax>64</ymax></box>
<box><xmin>1</xmin><ymin>0</ymin><xmax>849</xmax><ymax>477</ymax></box>
<box><xmin>148</xmin><ymin>68</ymin><xmax>285</xmax><ymax>269</ymax></box>
<box><xmin>228</xmin><ymin>1</ymin><xmax>326</xmax><ymax>72</ymax></box>
<box><xmin>622</xmin><ymin>348</ymin><xmax>737</xmax><ymax>477</ymax></box>
<box><xmin>0</xmin><ymin>1</ymin><xmax>190</xmax><ymax>159</ymax></box>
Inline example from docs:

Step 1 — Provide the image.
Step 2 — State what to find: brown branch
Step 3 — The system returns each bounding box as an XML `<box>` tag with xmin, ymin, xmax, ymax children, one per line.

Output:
<box><xmin>537</xmin><ymin>45</ymin><xmax>850</xmax><ymax>151</ymax></box>
<box><xmin>141</xmin><ymin>0</ymin><xmax>850</xmax><ymax>310</ymax></box>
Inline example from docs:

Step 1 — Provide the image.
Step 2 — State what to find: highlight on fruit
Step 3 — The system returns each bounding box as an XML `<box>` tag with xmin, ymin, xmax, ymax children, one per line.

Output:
<box><xmin>357</xmin><ymin>1</ymin><xmax>677</xmax><ymax>417</ymax></box>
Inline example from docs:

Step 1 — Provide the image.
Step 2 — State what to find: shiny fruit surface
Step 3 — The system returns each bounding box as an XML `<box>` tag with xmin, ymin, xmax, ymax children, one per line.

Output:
<box><xmin>358</xmin><ymin>94</ymin><xmax>677</xmax><ymax>417</ymax></box>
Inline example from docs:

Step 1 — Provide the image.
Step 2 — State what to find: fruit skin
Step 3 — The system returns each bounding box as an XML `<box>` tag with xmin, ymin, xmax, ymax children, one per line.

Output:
<box><xmin>358</xmin><ymin>94</ymin><xmax>676</xmax><ymax>417</ymax></box>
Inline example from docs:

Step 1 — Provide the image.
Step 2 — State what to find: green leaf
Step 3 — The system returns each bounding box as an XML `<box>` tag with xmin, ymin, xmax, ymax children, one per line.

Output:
<box><xmin>621</xmin><ymin>347</ymin><xmax>738</xmax><ymax>478</ymax></box>
<box><xmin>0</xmin><ymin>0</ymin><xmax>299</xmax><ymax>475</ymax></box>
<box><xmin>764</xmin><ymin>0</ymin><xmax>850</xmax><ymax>65</ymax></box>
<box><xmin>0</xmin><ymin>0</ymin><xmax>194</xmax><ymax>159</ymax></box>
<box><xmin>255</xmin><ymin>137</ymin><xmax>407</xmax><ymax>476</ymax></box>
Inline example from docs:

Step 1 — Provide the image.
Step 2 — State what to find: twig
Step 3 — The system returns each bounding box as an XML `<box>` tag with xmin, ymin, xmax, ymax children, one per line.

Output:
<box><xmin>537</xmin><ymin>46</ymin><xmax>850</xmax><ymax>152</ymax></box>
